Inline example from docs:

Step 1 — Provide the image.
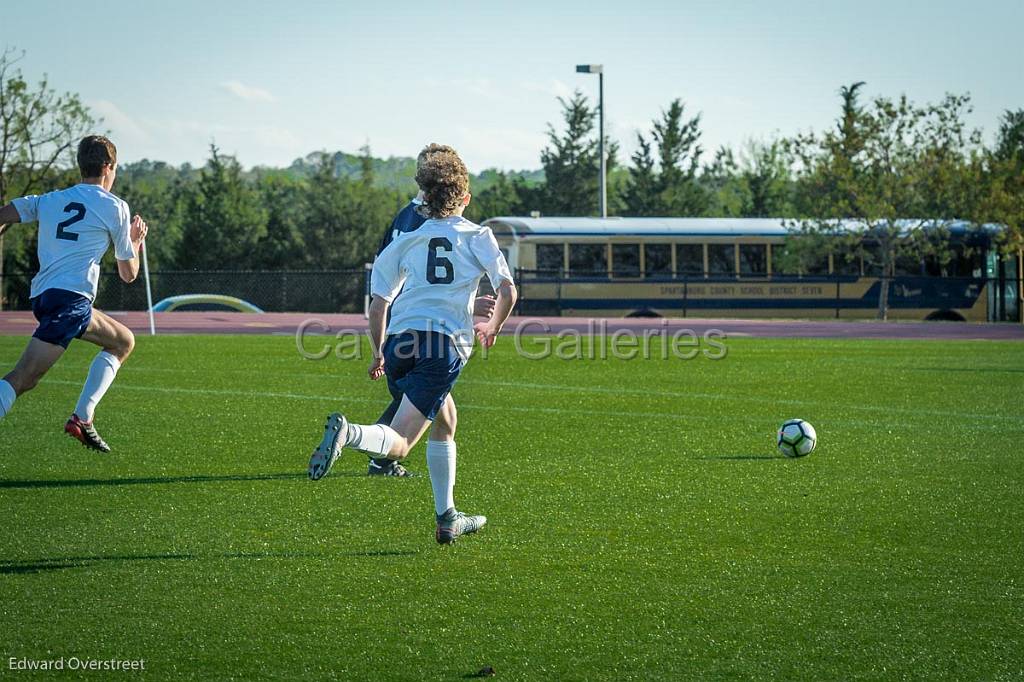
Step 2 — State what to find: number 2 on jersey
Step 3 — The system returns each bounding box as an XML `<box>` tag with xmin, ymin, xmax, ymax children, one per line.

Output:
<box><xmin>56</xmin><ymin>202</ymin><xmax>86</xmax><ymax>242</ymax></box>
<box><xmin>426</xmin><ymin>237</ymin><xmax>454</xmax><ymax>284</ymax></box>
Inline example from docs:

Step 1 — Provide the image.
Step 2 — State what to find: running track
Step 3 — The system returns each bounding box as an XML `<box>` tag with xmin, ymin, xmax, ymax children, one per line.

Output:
<box><xmin>1</xmin><ymin>311</ymin><xmax>1022</xmax><ymax>341</ymax></box>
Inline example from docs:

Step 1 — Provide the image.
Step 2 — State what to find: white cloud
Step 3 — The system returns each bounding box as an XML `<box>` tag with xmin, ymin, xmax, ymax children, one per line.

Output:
<box><xmin>219</xmin><ymin>80</ymin><xmax>277</xmax><ymax>103</ymax></box>
<box><xmin>522</xmin><ymin>79</ymin><xmax>573</xmax><ymax>101</ymax></box>
<box><xmin>453</xmin><ymin>126</ymin><xmax>548</xmax><ymax>171</ymax></box>
<box><xmin>76</xmin><ymin>101</ymin><xmax>304</xmax><ymax>167</ymax></box>
<box><xmin>89</xmin><ymin>99</ymin><xmax>151</xmax><ymax>145</ymax></box>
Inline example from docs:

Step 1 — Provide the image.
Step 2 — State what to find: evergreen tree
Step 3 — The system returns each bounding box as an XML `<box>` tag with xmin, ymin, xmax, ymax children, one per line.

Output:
<box><xmin>177</xmin><ymin>145</ymin><xmax>268</xmax><ymax>269</ymax></box>
<box><xmin>738</xmin><ymin>139</ymin><xmax>793</xmax><ymax>217</ymax></box>
<box><xmin>115</xmin><ymin>160</ymin><xmax>188</xmax><ymax>270</ymax></box>
<box><xmin>653</xmin><ymin>99</ymin><xmax>706</xmax><ymax>215</ymax></box>
<box><xmin>624</xmin><ymin>134</ymin><xmax>658</xmax><ymax>216</ymax></box>
<box><xmin>701</xmin><ymin>146</ymin><xmax>744</xmax><ymax>217</ymax></box>
<box><xmin>623</xmin><ymin>99</ymin><xmax>707</xmax><ymax>216</ymax></box>
<box><xmin>539</xmin><ymin>91</ymin><xmax>617</xmax><ymax>216</ymax></box>
<box><xmin>256</xmin><ymin>173</ymin><xmax>307</xmax><ymax>269</ymax></box>
<box><xmin>465</xmin><ymin>171</ymin><xmax>528</xmax><ymax>223</ymax></box>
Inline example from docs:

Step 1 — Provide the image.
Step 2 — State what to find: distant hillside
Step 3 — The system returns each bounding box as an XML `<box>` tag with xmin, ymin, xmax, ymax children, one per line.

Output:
<box><xmin>282</xmin><ymin>151</ymin><xmax>545</xmax><ymax>193</ymax></box>
<box><xmin>119</xmin><ymin>150</ymin><xmax>546</xmax><ymax>196</ymax></box>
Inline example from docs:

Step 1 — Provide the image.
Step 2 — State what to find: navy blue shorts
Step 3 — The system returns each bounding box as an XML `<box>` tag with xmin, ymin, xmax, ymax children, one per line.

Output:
<box><xmin>31</xmin><ymin>289</ymin><xmax>93</xmax><ymax>349</ymax></box>
<box><xmin>383</xmin><ymin>331</ymin><xmax>463</xmax><ymax>420</ymax></box>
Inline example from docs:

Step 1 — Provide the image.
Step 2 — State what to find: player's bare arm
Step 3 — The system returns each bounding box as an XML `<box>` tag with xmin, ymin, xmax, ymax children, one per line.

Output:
<box><xmin>367</xmin><ymin>294</ymin><xmax>390</xmax><ymax>380</ymax></box>
<box><xmin>474</xmin><ymin>280</ymin><xmax>518</xmax><ymax>348</ymax></box>
<box><xmin>115</xmin><ymin>215</ymin><xmax>149</xmax><ymax>283</ymax></box>
<box><xmin>0</xmin><ymin>202</ymin><xmax>22</xmax><ymax>235</ymax></box>
<box><xmin>473</xmin><ymin>295</ymin><xmax>496</xmax><ymax>319</ymax></box>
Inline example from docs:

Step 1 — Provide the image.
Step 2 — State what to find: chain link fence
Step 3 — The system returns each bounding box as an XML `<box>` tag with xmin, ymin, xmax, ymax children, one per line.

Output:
<box><xmin>0</xmin><ymin>269</ymin><xmax>370</xmax><ymax>313</ymax></box>
<box><xmin>2</xmin><ymin>269</ymin><xmax>1020</xmax><ymax>322</ymax></box>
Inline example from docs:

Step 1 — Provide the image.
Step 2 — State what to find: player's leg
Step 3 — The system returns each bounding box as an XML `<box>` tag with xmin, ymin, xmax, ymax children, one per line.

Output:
<box><xmin>67</xmin><ymin>309</ymin><xmax>135</xmax><ymax>451</ymax></box>
<box><xmin>428</xmin><ymin>395</ymin><xmax>486</xmax><ymax>544</ymax></box>
<box><xmin>309</xmin><ymin>332</ymin><xmax>409</xmax><ymax>480</ymax></box>
<box><xmin>3</xmin><ymin>288</ymin><xmax>90</xmax><ymax>423</ymax></box>
<box><xmin>308</xmin><ymin>331</ymin><xmax>458</xmax><ymax>482</ymax></box>
<box><xmin>426</xmin><ymin>395</ymin><xmax>457</xmax><ymax>514</ymax></box>
<box><xmin>367</xmin><ymin>394</ymin><xmax>411</xmax><ymax>476</ymax></box>
<box><xmin>0</xmin><ymin>338</ymin><xmax>67</xmax><ymax>420</ymax></box>
<box><xmin>308</xmin><ymin>395</ymin><xmax>427</xmax><ymax>481</ymax></box>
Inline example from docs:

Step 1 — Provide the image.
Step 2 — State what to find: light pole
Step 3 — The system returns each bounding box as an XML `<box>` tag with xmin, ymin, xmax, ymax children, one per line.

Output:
<box><xmin>576</xmin><ymin>64</ymin><xmax>606</xmax><ymax>218</ymax></box>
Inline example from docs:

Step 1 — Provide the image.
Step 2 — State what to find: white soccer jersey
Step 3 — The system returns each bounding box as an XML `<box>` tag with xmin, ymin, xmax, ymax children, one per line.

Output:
<box><xmin>12</xmin><ymin>183</ymin><xmax>135</xmax><ymax>301</ymax></box>
<box><xmin>371</xmin><ymin>216</ymin><xmax>514</xmax><ymax>359</ymax></box>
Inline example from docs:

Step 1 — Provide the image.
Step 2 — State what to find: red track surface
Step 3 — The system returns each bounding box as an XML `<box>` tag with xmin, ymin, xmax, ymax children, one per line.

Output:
<box><xmin>1</xmin><ymin>311</ymin><xmax>1022</xmax><ymax>340</ymax></box>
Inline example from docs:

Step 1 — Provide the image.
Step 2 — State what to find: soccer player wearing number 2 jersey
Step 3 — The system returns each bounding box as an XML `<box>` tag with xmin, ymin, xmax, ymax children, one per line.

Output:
<box><xmin>0</xmin><ymin>136</ymin><xmax>149</xmax><ymax>452</ymax></box>
<box><xmin>308</xmin><ymin>146</ymin><xmax>517</xmax><ymax>544</ymax></box>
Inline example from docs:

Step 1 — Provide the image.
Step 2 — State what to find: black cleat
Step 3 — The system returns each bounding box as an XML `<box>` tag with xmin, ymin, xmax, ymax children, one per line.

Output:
<box><xmin>367</xmin><ymin>458</ymin><xmax>415</xmax><ymax>477</ymax></box>
<box><xmin>65</xmin><ymin>414</ymin><xmax>111</xmax><ymax>453</ymax></box>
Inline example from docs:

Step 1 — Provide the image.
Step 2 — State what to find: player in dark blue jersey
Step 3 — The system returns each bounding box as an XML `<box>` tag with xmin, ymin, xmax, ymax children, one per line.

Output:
<box><xmin>366</xmin><ymin>144</ymin><xmax>495</xmax><ymax>477</ymax></box>
<box><xmin>377</xmin><ymin>193</ymin><xmax>428</xmax><ymax>256</ymax></box>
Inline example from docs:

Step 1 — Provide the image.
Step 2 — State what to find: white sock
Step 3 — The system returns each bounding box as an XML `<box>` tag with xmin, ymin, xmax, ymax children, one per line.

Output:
<box><xmin>346</xmin><ymin>423</ymin><xmax>398</xmax><ymax>458</ymax></box>
<box><xmin>0</xmin><ymin>379</ymin><xmax>15</xmax><ymax>420</ymax></box>
<box><xmin>426</xmin><ymin>440</ymin><xmax>457</xmax><ymax>516</ymax></box>
<box><xmin>74</xmin><ymin>352</ymin><xmax>121</xmax><ymax>423</ymax></box>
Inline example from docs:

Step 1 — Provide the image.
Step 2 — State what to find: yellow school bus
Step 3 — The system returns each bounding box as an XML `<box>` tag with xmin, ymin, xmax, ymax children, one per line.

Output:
<box><xmin>482</xmin><ymin>217</ymin><xmax>1021</xmax><ymax>322</ymax></box>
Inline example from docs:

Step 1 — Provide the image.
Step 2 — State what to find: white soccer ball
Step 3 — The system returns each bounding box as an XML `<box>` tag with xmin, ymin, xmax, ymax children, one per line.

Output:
<box><xmin>777</xmin><ymin>419</ymin><xmax>817</xmax><ymax>458</ymax></box>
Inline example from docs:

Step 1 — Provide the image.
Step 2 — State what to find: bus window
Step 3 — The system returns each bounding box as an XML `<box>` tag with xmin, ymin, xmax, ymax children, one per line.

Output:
<box><xmin>677</xmin><ymin>244</ymin><xmax>703</xmax><ymax>276</ymax></box>
<box><xmin>895</xmin><ymin>252</ymin><xmax>923</xmax><ymax>276</ymax></box>
<box><xmin>569</xmin><ymin>243</ymin><xmax>608</xmax><ymax>276</ymax></box>
<box><xmin>536</xmin><ymin>243</ymin><xmax>564</xmax><ymax>275</ymax></box>
<box><xmin>925</xmin><ymin>245</ymin><xmax>981</xmax><ymax>278</ymax></box>
<box><xmin>644</xmin><ymin>244</ymin><xmax>672</xmax><ymax>277</ymax></box>
<box><xmin>708</xmin><ymin>244</ymin><xmax>735</xmax><ymax>276</ymax></box>
<box><xmin>806</xmin><ymin>257</ymin><xmax>830</xmax><ymax>275</ymax></box>
<box><xmin>612</xmin><ymin>244</ymin><xmax>640</xmax><ymax>277</ymax></box>
<box><xmin>739</xmin><ymin>244</ymin><xmax>767</xmax><ymax>276</ymax></box>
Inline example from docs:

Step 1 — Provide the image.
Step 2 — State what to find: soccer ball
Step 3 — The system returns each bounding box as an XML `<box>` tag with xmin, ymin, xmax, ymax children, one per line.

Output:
<box><xmin>777</xmin><ymin>419</ymin><xmax>817</xmax><ymax>458</ymax></box>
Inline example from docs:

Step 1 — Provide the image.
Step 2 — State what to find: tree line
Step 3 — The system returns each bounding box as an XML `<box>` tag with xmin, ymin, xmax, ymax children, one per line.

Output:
<box><xmin>1</xmin><ymin>48</ymin><xmax>1021</xmax><ymax>286</ymax></box>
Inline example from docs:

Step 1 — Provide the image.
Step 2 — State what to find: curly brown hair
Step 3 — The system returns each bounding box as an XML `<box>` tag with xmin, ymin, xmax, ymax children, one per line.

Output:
<box><xmin>416</xmin><ymin>143</ymin><xmax>456</xmax><ymax>168</ymax></box>
<box><xmin>77</xmin><ymin>135</ymin><xmax>117</xmax><ymax>177</ymax></box>
<box><xmin>415</xmin><ymin>147</ymin><xmax>469</xmax><ymax>218</ymax></box>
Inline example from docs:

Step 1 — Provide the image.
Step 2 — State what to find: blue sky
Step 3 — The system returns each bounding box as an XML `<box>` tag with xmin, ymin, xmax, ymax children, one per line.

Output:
<box><xmin>5</xmin><ymin>0</ymin><xmax>1022</xmax><ymax>172</ymax></box>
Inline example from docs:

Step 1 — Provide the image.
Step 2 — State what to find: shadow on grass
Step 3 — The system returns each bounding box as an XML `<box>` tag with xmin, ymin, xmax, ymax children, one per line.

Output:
<box><xmin>0</xmin><ymin>471</ymin><xmax>366</xmax><ymax>490</ymax></box>
<box><xmin>698</xmin><ymin>454</ymin><xmax>783</xmax><ymax>461</ymax></box>
<box><xmin>1</xmin><ymin>549</ymin><xmax>418</xmax><ymax>575</ymax></box>
<box><xmin>910</xmin><ymin>366</ymin><xmax>1024</xmax><ymax>374</ymax></box>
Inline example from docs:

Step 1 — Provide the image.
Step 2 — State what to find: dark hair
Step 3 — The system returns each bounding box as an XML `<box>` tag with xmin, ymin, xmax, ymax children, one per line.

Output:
<box><xmin>77</xmin><ymin>135</ymin><xmax>117</xmax><ymax>177</ymax></box>
<box><xmin>415</xmin><ymin>147</ymin><xmax>469</xmax><ymax>218</ymax></box>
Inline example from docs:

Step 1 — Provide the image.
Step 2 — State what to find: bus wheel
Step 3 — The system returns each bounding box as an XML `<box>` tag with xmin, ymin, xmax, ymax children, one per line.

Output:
<box><xmin>925</xmin><ymin>309</ymin><xmax>966</xmax><ymax>322</ymax></box>
<box><xmin>626</xmin><ymin>308</ymin><xmax>662</xmax><ymax>318</ymax></box>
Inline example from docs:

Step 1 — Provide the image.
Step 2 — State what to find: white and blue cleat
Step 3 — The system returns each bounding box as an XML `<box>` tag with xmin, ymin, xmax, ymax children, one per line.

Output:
<box><xmin>308</xmin><ymin>412</ymin><xmax>347</xmax><ymax>481</ymax></box>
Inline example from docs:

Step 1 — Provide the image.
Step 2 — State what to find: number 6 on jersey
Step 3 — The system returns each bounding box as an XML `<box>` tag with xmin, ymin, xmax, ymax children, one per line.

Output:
<box><xmin>426</xmin><ymin>237</ymin><xmax>454</xmax><ymax>284</ymax></box>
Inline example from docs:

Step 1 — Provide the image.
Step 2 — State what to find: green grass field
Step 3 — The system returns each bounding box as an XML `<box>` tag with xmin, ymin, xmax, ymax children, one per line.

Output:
<box><xmin>1</xmin><ymin>333</ymin><xmax>1022</xmax><ymax>680</ymax></box>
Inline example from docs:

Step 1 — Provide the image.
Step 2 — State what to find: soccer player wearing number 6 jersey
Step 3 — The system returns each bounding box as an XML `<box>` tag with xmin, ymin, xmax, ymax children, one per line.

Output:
<box><xmin>0</xmin><ymin>135</ymin><xmax>149</xmax><ymax>452</ymax></box>
<box><xmin>366</xmin><ymin>142</ymin><xmax>496</xmax><ymax>478</ymax></box>
<box><xmin>308</xmin><ymin>146</ymin><xmax>517</xmax><ymax>544</ymax></box>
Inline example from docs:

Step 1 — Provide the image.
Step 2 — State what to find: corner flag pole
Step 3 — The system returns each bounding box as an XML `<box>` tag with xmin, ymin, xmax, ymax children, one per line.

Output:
<box><xmin>141</xmin><ymin>241</ymin><xmax>156</xmax><ymax>336</ymax></box>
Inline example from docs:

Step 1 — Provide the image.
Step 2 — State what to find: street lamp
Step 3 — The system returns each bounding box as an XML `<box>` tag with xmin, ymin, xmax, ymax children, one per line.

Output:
<box><xmin>576</xmin><ymin>64</ymin><xmax>606</xmax><ymax>218</ymax></box>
